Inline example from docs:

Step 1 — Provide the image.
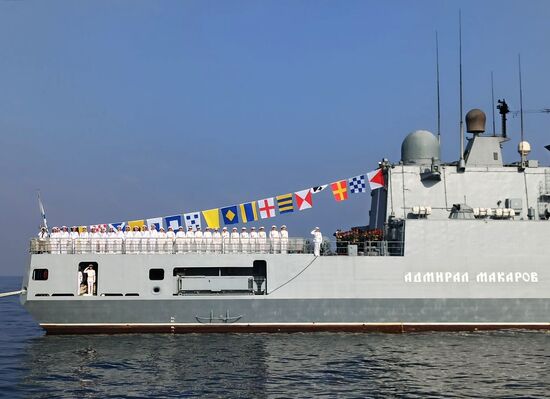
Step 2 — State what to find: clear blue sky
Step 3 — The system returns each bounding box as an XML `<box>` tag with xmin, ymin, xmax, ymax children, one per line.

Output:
<box><xmin>1</xmin><ymin>0</ymin><xmax>549</xmax><ymax>275</ymax></box>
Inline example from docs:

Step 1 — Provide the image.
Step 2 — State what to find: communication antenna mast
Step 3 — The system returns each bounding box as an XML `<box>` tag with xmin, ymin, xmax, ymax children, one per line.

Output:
<box><xmin>458</xmin><ymin>10</ymin><xmax>465</xmax><ymax>170</ymax></box>
<box><xmin>518</xmin><ymin>54</ymin><xmax>527</xmax><ymax>167</ymax></box>
<box><xmin>491</xmin><ymin>71</ymin><xmax>496</xmax><ymax>136</ymax></box>
<box><xmin>436</xmin><ymin>31</ymin><xmax>441</xmax><ymax>145</ymax></box>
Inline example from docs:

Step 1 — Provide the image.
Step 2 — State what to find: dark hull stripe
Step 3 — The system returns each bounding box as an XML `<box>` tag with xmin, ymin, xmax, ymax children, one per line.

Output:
<box><xmin>41</xmin><ymin>323</ymin><xmax>550</xmax><ymax>335</ymax></box>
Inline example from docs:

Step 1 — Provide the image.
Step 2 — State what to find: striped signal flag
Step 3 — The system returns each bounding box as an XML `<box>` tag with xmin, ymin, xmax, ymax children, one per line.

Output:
<box><xmin>276</xmin><ymin>193</ymin><xmax>294</xmax><ymax>214</ymax></box>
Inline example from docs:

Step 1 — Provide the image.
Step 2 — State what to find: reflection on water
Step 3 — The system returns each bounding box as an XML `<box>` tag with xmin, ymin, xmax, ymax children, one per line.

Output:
<box><xmin>1</xmin><ymin>277</ymin><xmax>549</xmax><ymax>398</ymax></box>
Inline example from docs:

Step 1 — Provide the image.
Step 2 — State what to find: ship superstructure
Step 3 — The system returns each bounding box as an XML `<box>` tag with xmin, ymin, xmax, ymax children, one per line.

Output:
<box><xmin>19</xmin><ymin>109</ymin><xmax>550</xmax><ymax>333</ymax></box>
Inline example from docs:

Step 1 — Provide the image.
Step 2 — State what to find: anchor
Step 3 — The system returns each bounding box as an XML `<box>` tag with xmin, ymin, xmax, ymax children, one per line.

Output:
<box><xmin>195</xmin><ymin>309</ymin><xmax>242</xmax><ymax>324</ymax></box>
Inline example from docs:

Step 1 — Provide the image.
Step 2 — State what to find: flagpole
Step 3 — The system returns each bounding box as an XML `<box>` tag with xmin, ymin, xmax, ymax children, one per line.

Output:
<box><xmin>37</xmin><ymin>190</ymin><xmax>48</xmax><ymax>231</ymax></box>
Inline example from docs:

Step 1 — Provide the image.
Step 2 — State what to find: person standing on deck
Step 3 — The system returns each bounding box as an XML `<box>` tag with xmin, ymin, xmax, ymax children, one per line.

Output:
<box><xmin>311</xmin><ymin>227</ymin><xmax>322</xmax><ymax>257</ymax></box>
<box><xmin>78</xmin><ymin>227</ymin><xmax>89</xmax><ymax>254</ymax></box>
<box><xmin>269</xmin><ymin>225</ymin><xmax>280</xmax><ymax>254</ymax></box>
<box><xmin>129</xmin><ymin>226</ymin><xmax>139</xmax><ymax>254</ymax></box>
<box><xmin>69</xmin><ymin>227</ymin><xmax>79</xmax><ymax>254</ymax></box>
<box><xmin>203</xmin><ymin>228</ymin><xmax>212</xmax><ymax>253</ymax></box>
<box><xmin>107</xmin><ymin>227</ymin><xmax>117</xmax><ymax>253</ymax></box>
<box><xmin>280</xmin><ymin>225</ymin><xmax>289</xmax><ymax>254</ymax></box>
<box><xmin>185</xmin><ymin>227</ymin><xmax>195</xmax><ymax>253</ymax></box>
<box><xmin>240</xmin><ymin>227</ymin><xmax>249</xmax><ymax>253</ymax></box>
<box><xmin>60</xmin><ymin>226</ymin><xmax>70</xmax><ymax>254</ymax></box>
<box><xmin>194</xmin><ymin>228</ymin><xmax>204</xmax><ymax>253</ymax></box>
<box><xmin>258</xmin><ymin>227</ymin><xmax>267</xmax><ymax>253</ymax></box>
<box><xmin>249</xmin><ymin>227</ymin><xmax>258</xmax><ymax>253</ymax></box>
<box><xmin>123</xmin><ymin>226</ymin><xmax>131</xmax><ymax>253</ymax></box>
<box><xmin>175</xmin><ymin>226</ymin><xmax>186</xmax><ymax>253</ymax></box>
<box><xmin>84</xmin><ymin>265</ymin><xmax>96</xmax><ymax>296</ymax></box>
<box><xmin>99</xmin><ymin>226</ymin><xmax>108</xmax><ymax>253</ymax></box>
<box><xmin>230</xmin><ymin>227</ymin><xmax>239</xmax><ymax>253</ymax></box>
<box><xmin>141</xmin><ymin>225</ymin><xmax>150</xmax><ymax>254</ymax></box>
<box><xmin>166</xmin><ymin>227</ymin><xmax>176</xmax><ymax>253</ymax></box>
<box><xmin>149</xmin><ymin>224</ymin><xmax>159</xmax><ymax>253</ymax></box>
<box><xmin>115</xmin><ymin>226</ymin><xmax>125</xmax><ymax>253</ymax></box>
<box><xmin>213</xmin><ymin>228</ymin><xmax>222</xmax><ymax>253</ymax></box>
<box><xmin>37</xmin><ymin>227</ymin><xmax>49</xmax><ymax>253</ymax></box>
<box><xmin>221</xmin><ymin>227</ymin><xmax>229</xmax><ymax>253</ymax></box>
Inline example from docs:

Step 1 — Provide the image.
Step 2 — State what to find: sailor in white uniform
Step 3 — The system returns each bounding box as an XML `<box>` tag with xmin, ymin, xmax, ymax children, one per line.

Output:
<box><xmin>123</xmin><ymin>226</ymin><xmax>131</xmax><ymax>253</ymax></box>
<box><xmin>69</xmin><ymin>227</ymin><xmax>79</xmax><ymax>254</ymax></box>
<box><xmin>156</xmin><ymin>227</ymin><xmax>166</xmax><ymax>253</ymax></box>
<box><xmin>166</xmin><ymin>227</ymin><xmax>176</xmax><ymax>253</ymax></box>
<box><xmin>115</xmin><ymin>226</ymin><xmax>125</xmax><ymax>254</ymax></box>
<box><xmin>230</xmin><ymin>227</ymin><xmax>240</xmax><ymax>253</ymax></box>
<box><xmin>37</xmin><ymin>227</ymin><xmax>49</xmax><ymax>253</ymax></box>
<box><xmin>203</xmin><ymin>228</ymin><xmax>213</xmax><ymax>253</ymax></box>
<box><xmin>141</xmin><ymin>225</ymin><xmax>150</xmax><ymax>253</ymax></box>
<box><xmin>129</xmin><ymin>226</ymin><xmax>140</xmax><ymax>254</ymax></box>
<box><xmin>175</xmin><ymin>227</ymin><xmax>186</xmax><ymax>253</ymax></box>
<box><xmin>149</xmin><ymin>225</ymin><xmax>159</xmax><ymax>253</ymax></box>
<box><xmin>311</xmin><ymin>227</ymin><xmax>322</xmax><ymax>256</ymax></box>
<box><xmin>249</xmin><ymin>227</ymin><xmax>258</xmax><ymax>253</ymax></box>
<box><xmin>221</xmin><ymin>227</ymin><xmax>229</xmax><ymax>253</ymax></box>
<box><xmin>107</xmin><ymin>227</ymin><xmax>117</xmax><ymax>253</ymax></box>
<box><xmin>280</xmin><ymin>225</ymin><xmax>289</xmax><ymax>254</ymax></box>
<box><xmin>60</xmin><ymin>226</ymin><xmax>70</xmax><ymax>254</ymax></box>
<box><xmin>258</xmin><ymin>227</ymin><xmax>267</xmax><ymax>253</ymax></box>
<box><xmin>185</xmin><ymin>227</ymin><xmax>195</xmax><ymax>253</ymax></box>
<box><xmin>213</xmin><ymin>228</ymin><xmax>222</xmax><ymax>253</ymax></box>
<box><xmin>84</xmin><ymin>265</ymin><xmax>96</xmax><ymax>296</ymax></box>
<box><xmin>194</xmin><ymin>228</ymin><xmax>204</xmax><ymax>253</ymax></box>
<box><xmin>49</xmin><ymin>227</ymin><xmax>59</xmax><ymax>254</ymax></box>
<box><xmin>240</xmin><ymin>227</ymin><xmax>249</xmax><ymax>253</ymax></box>
<box><xmin>78</xmin><ymin>227</ymin><xmax>89</xmax><ymax>254</ymax></box>
<box><xmin>269</xmin><ymin>225</ymin><xmax>280</xmax><ymax>254</ymax></box>
<box><xmin>91</xmin><ymin>227</ymin><xmax>101</xmax><ymax>254</ymax></box>
<box><xmin>99</xmin><ymin>226</ymin><xmax>108</xmax><ymax>253</ymax></box>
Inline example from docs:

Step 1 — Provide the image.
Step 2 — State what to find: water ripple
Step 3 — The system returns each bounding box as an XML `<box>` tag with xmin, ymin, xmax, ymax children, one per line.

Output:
<box><xmin>1</xmin><ymin>277</ymin><xmax>549</xmax><ymax>398</ymax></box>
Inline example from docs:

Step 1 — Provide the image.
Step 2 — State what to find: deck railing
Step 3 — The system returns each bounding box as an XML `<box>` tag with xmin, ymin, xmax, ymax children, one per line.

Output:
<box><xmin>29</xmin><ymin>238</ymin><xmax>404</xmax><ymax>256</ymax></box>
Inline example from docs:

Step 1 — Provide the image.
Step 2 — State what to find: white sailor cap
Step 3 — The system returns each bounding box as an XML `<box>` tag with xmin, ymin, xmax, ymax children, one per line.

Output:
<box><xmin>251</xmin><ymin>227</ymin><xmax>256</xmax><ymax>230</ymax></box>
<box><xmin>241</xmin><ymin>227</ymin><xmax>246</xmax><ymax>230</ymax></box>
<box><xmin>281</xmin><ymin>225</ymin><xmax>286</xmax><ymax>229</ymax></box>
<box><xmin>232</xmin><ymin>227</ymin><xmax>238</xmax><ymax>230</ymax></box>
<box><xmin>271</xmin><ymin>225</ymin><xmax>276</xmax><ymax>228</ymax></box>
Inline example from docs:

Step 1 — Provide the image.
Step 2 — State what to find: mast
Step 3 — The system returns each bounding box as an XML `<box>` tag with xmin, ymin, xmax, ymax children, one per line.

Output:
<box><xmin>458</xmin><ymin>10</ymin><xmax>465</xmax><ymax>170</ymax></box>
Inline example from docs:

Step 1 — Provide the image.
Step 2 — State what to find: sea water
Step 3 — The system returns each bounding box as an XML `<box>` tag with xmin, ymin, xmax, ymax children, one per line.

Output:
<box><xmin>0</xmin><ymin>276</ymin><xmax>548</xmax><ymax>398</ymax></box>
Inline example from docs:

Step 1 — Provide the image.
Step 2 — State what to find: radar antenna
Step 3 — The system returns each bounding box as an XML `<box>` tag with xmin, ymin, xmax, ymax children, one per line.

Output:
<box><xmin>497</xmin><ymin>99</ymin><xmax>509</xmax><ymax>138</ymax></box>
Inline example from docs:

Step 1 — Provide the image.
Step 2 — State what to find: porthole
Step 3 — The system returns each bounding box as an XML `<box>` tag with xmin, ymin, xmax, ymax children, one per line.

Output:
<box><xmin>152</xmin><ymin>286</ymin><xmax>161</xmax><ymax>294</ymax></box>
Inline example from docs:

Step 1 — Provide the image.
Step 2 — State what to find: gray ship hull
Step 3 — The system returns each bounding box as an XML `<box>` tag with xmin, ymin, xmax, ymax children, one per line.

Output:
<box><xmin>25</xmin><ymin>297</ymin><xmax>550</xmax><ymax>334</ymax></box>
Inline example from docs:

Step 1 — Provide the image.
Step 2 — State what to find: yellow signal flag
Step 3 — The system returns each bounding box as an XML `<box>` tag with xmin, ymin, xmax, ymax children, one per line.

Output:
<box><xmin>78</xmin><ymin>226</ymin><xmax>87</xmax><ymax>233</ymax></box>
<box><xmin>128</xmin><ymin>219</ymin><xmax>145</xmax><ymax>230</ymax></box>
<box><xmin>202</xmin><ymin>208</ymin><xmax>220</xmax><ymax>229</ymax></box>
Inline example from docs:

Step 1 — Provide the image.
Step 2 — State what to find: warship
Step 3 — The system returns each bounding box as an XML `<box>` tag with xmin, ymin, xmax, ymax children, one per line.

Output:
<box><xmin>10</xmin><ymin>104</ymin><xmax>550</xmax><ymax>334</ymax></box>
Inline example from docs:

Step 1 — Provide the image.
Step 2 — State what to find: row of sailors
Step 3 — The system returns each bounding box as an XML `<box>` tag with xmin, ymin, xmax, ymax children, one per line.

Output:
<box><xmin>40</xmin><ymin>225</ymin><xmax>290</xmax><ymax>254</ymax></box>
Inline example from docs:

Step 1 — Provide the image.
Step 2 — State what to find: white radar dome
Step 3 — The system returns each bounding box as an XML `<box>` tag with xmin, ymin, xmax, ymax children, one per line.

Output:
<box><xmin>401</xmin><ymin>130</ymin><xmax>440</xmax><ymax>165</ymax></box>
